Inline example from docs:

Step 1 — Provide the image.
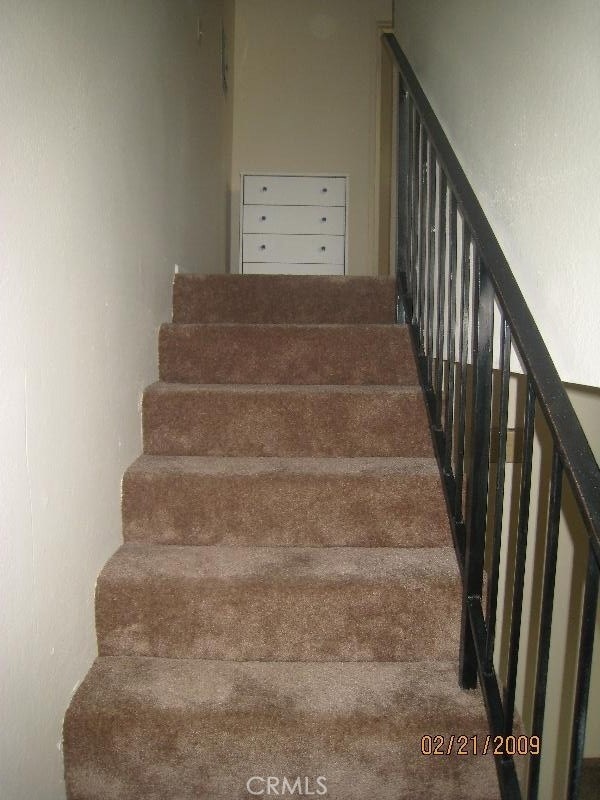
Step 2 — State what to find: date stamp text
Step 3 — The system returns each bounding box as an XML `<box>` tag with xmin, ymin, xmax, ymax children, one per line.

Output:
<box><xmin>421</xmin><ymin>734</ymin><xmax>540</xmax><ymax>757</ymax></box>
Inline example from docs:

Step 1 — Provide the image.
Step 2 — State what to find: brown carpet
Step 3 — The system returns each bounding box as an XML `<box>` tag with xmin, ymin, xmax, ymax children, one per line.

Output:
<box><xmin>96</xmin><ymin>544</ymin><xmax>461</xmax><ymax>662</ymax></box>
<box><xmin>122</xmin><ymin>456</ymin><xmax>449</xmax><ymax>547</ymax></box>
<box><xmin>63</xmin><ymin>274</ymin><xmax>499</xmax><ymax>799</ymax></box>
<box><xmin>172</xmin><ymin>274</ymin><xmax>396</xmax><ymax>324</ymax></box>
<box><xmin>580</xmin><ymin>759</ymin><xmax>600</xmax><ymax>799</ymax></box>
<box><xmin>142</xmin><ymin>384</ymin><xmax>433</xmax><ymax>457</ymax></box>
<box><xmin>159</xmin><ymin>323</ymin><xmax>418</xmax><ymax>385</ymax></box>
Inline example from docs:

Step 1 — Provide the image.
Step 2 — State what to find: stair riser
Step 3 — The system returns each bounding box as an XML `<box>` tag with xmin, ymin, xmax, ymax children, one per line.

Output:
<box><xmin>96</xmin><ymin>558</ymin><xmax>460</xmax><ymax>663</ymax></box>
<box><xmin>122</xmin><ymin>468</ymin><xmax>448</xmax><ymax>548</ymax></box>
<box><xmin>173</xmin><ymin>275</ymin><xmax>395</xmax><ymax>324</ymax></box>
<box><xmin>142</xmin><ymin>388</ymin><xmax>432</xmax><ymax>457</ymax></box>
<box><xmin>64</xmin><ymin>658</ymin><xmax>500</xmax><ymax>800</ymax></box>
<box><xmin>159</xmin><ymin>324</ymin><xmax>417</xmax><ymax>385</ymax></box>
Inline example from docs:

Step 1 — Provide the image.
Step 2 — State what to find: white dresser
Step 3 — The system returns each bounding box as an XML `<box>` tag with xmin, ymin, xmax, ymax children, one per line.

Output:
<box><xmin>240</xmin><ymin>173</ymin><xmax>347</xmax><ymax>275</ymax></box>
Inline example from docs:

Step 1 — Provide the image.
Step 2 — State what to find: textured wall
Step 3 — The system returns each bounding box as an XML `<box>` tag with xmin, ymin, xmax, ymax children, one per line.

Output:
<box><xmin>394</xmin><ymin>0</ymin><xmax>600</xmax><ymax>388</ymax></box>
<box><xmin>0</xmin><ymin>1</ymin><xmax>231</xmax><ymax>797</ymax></box>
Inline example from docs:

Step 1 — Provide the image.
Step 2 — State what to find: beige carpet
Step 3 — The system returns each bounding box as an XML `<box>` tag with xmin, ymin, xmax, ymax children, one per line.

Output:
<box><xmin>63</xmin><ymin>274</ymin><xmax>499</xmax><ymax>799</ymax></box>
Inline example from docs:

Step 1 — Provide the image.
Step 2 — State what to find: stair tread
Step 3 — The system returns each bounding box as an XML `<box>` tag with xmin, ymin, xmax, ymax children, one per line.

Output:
<box><xmin>65</xmin><ymin>656</ymin><xmax>499</xmax><ymax>800</ymax></box>
<box><xmin>163</xmin><ymin>322</ymin><xmax>405</xmax><ymax>328</ymax></box>
<box><xmin>176</xmin><ymin>273</ymin><xmax>395</xmax><ymax>283</ymax></box>
<box><xmin>126</xmin><ymin>453</ymin><xmax>441</xmax><ymax>476</ymax></box>
<box><xmin>70</xmin><ymin>655</ymin><xmax>482</xmax><ymax>717</ymax></box>
<box><xmin>145</xmin><ymin>381</ymin><xmax>423</xmax><ymax>394</ymax></box>
<box><xmin>101</xmin><ymin>541</ymin><xmax>459</xmax><ymax>580</ymax></box>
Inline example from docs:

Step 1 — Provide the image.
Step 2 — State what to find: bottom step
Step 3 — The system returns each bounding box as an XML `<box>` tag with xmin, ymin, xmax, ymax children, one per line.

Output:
<box><xmin>64</xmin><ymin>657</ymin><xmax>499</xmax><ymax>800</ymax></box>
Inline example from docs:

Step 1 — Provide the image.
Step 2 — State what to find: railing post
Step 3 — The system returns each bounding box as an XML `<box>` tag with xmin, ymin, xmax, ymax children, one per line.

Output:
<box><xmin>395</xmin><ymin>77</ymin><xmax>410</xmax><ymax>324</ymax></box>
<box><xmin>459</xmin><ymin>257</ymin><xmax>494</xmax><ymax>689</ymax></box>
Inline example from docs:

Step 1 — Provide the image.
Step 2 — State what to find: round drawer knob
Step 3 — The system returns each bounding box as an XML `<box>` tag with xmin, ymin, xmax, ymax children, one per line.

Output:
<box><xmin>320</xmin><ymin>246</ymin><xmax>326</xmax><ymax>252</ymax></box>
<box><xmin>321</xmin><ymin>187</ymin><xmax>328</xmax><ymax>193</ymax></box>
<box><xmin>260</xmin><ymin>244</ymin><xmax>266</xmax><ymax>251</ymax></box>
<box><xmin>261</xmin><ymin>186</ymin><xmax>268</xmax><ymax>192</ymax></box>
<box><xmin>321</xmin><ymin>217</ymin><xmax>327</xmax><ymax>223</ymax></box>
<box><xmin>260</xmin><ymin>216</ymin><xmax>267</xmax><ymax>221</ymax></box>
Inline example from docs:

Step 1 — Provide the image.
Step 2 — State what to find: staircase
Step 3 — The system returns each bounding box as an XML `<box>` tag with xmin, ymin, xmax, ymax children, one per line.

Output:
<box><xmin>63</xmin><ymin>274</ymin><xmax>499</xmax><ymax>799</ymax></box>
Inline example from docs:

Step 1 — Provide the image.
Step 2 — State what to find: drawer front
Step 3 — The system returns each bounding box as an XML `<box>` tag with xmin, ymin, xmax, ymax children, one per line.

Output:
<box><xmin>243</xmin><ymin>234</ymin><xmax>345</xmax><ymax>265</ymax></box>
<box><xmin>242</xmin><ymin>262</ymin><xmax>345</xmax><ymax>276</ymax></box>
<box><xmin>243</xmin><ymin>175</ymin><xmax>345</xmax><ymax>206</ymax></box>
<box><xmin>242</xmin><ymin>205</ymin><xmax>345</xmax><ymax>235</ymax></box>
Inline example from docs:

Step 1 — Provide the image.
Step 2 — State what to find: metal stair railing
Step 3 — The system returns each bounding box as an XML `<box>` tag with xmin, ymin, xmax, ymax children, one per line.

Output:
<box><xmin>383</xmin><ymin>31</ymin><xmax>600</xmax><ymax>800</ymax></box>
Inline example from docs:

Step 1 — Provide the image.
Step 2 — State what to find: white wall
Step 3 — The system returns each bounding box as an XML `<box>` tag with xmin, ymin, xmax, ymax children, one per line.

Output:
<box><xmin>393</xmin><ymin>0</ymin><xmax>600</xmax><ymax>389</ymax></box>
<box><xmin>230</xmin><ymin>0</ymin><xmax>392</xmax><ymax>275</ymax></box>
<box><xmin>0</xmin><ymin>2</ymin><xmax>232</xmax><ymax>798</ymax></box>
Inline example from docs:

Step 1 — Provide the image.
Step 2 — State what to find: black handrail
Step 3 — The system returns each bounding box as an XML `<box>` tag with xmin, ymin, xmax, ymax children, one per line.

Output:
<box><xmin>384</xmin><ymin>33</ymin><xmax>600</xmax><ymax>561</ymax></box>
<box><xmin>383</xmin><ymin>32</ymin><xmax>600</xmax><ymax>800</ymax></box>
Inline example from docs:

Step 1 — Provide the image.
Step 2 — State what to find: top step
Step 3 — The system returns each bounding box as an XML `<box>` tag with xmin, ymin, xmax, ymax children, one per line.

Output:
<box><xmin>173</xmin><ymin>274</ymin><xmax>396</xmax><ymax>324</ymax></box>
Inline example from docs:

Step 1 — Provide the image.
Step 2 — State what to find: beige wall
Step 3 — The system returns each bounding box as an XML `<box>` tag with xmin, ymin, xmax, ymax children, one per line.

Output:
<box><xmin>0</xmin><ymin>1</ymin><xmax>232</xmax><ymax>797</ymax></box>
<box><xmin>230</xmin><ymin>0</ymin><xmax>392</xmax><ymax>275</ymax></box>
<box><xmin>393</xmin><ymin>0</ymin><xmax>600</xmax><ymax>389</ymax></box>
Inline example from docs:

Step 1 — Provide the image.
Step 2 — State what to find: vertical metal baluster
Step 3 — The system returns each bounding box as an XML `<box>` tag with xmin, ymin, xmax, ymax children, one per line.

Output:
<box><xmin>427</xmin><ymin>144</ymin><xmax>437</xmax><ymax>388</ymax></box>
<box><xmin>443</xmin><ymin>194</ymin><xmax>458</xmax><ymax>476</ymax></box>
<box><xmin>459</xmin><ymin>257</ymin><xmax>494</xmax><ymax>689</ymax></box>
<box><xmin>406</xmin><ymin>97</ymin><xmax>414</xmax><ymax>308</ymax></box>
<box><xmin>567</xmin><ymin>548</ymin><xmax>600</xmax><ymax>799</ymax></box>
<box><xmin>503</xmin><ymin>377</ymin><xmax>536</xmax><ymax>737</ymax></box>
<box><xmin>412</xmin><ymin>118</ymin><xmax>421</xmax><ymax>325</ymax></box>
<box><xmin>418</xmin><ymin>130</ymin><xmax>428</xmax><ymax>352</ymax></box>
<box><xmin>454</xmin><ymin>221</ymin><xmax>472</xmax><ymax>521</ymax></box>
<box><xmin>412</xmin><ymin>118</ymin><xmax>419</xmax><ymax>327</ymax></box>
<box><xmin>435</xmin><ymin>171</ymin><xmax>447</xmax><ymax>429</ymax></box>
<box><xmin>395</xmin><ymin>79</ymin><xmax>409</xmax><ymax>324</ymax></box>
<box><xmin>528</xmin><ymin>447</ymin><xmax>563</xmax><ymax>799</ymax></box>
<box><xmin>485</xmin><ymin>314</ymin><xmax>512</xmax><ymax>673</ymax></box>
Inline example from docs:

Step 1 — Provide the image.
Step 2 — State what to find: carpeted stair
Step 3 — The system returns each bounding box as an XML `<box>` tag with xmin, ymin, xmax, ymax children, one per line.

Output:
<box><xmin>63</xmin><ymin>274</ymin><xmax>499</xmax><ymax>799</ymax></box>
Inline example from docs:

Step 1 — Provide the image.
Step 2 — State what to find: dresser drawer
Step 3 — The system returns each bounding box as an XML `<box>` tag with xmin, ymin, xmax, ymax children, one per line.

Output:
<box><xmin>242</xmin><ymin>205</ymin><xmax>345</xmax><ymax>235</ymax></box>
<box><xmin>243</xmin><ymin>234</ymin><xmax>345</xmax><ymax>264</ymax></box>
<box><xmin>243</xmin><ymin>175</ymin><xmax>345</xmax><ymax>206</ymax></box>
<box><xmin>242</xmin><ymin>262</ymin><xmax>345</xmax><ymax>275</ymax></box>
